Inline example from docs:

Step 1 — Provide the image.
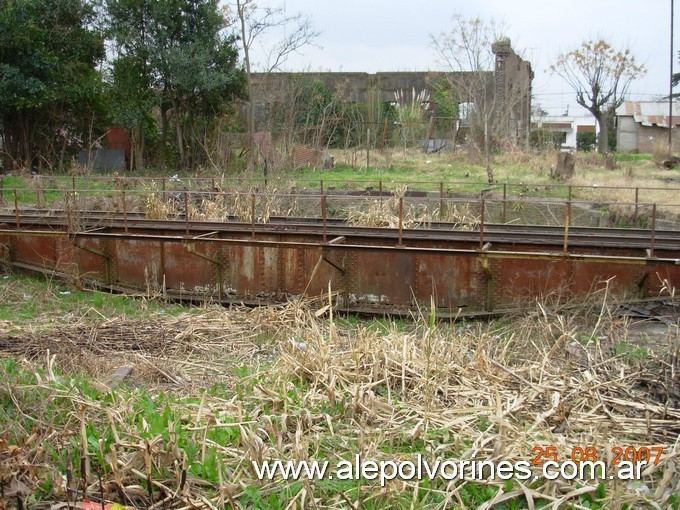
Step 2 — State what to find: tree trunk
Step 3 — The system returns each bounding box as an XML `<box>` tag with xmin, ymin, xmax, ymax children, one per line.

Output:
<box><xmin>1</xmin><ymin>121</ymin><xmax>14</xmax><ymax>172</ymax></box>
<box><xmin>172</xmin><ymin>98</ymin><xmax>185</xmax><ymax>168</ymax></box>
<box><xmin>555</xmin><ymin>152</ymin><xmax>575</xmax><ymax>180</ymax></box>
<box><xmin>19</xmin><ymin>111</ymin><xmax>31</xmax><ymax>169</ymax></box>
<box><xmin>160</xmin><ymin>106</ymin><xmax>168</xmax><ymax>168</ymax></box>
<box><xmin>137</xmin><ymin>124</ymin><xmax>145</xmax><ymax>170</ymax></box>
<box><xmin>237</xmin><ymin>0</ymin><xmax>255</xmax><ymax>173</ymax></box>
<box><xmin>129</xmin><ymin>127</ymin><xmax>136</xmax><ymax>171</ymax></box>
<box><xmin>597</xmin><ymin>115</ymin><xmax>608</xmax><ymax>154</ymax></box>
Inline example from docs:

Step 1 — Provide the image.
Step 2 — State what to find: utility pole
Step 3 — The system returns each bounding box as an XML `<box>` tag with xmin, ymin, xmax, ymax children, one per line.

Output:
<box><xmin>670</xmin><ymin>0</ymin><xmax>675</xmax><ymax>153</ymax></box>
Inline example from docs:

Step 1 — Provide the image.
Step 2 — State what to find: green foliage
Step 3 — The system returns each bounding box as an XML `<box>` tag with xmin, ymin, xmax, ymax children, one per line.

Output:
<box><xmin>531</xmin><ymin>129</ymin><xmax>565</xmax><ymax>150</ymax></box>
<box><xmin>265</xmin><ymin>77</ymin><xmax>373</xmax><ymax>149</ymax></box>
<box><xmin>615</xmin><ymin>343</ymin><xmax>650</xmax><ymax>360</ymax></box>
<box><xmin>577</xmin><ymin>131</ymin><xmax>597</xmax><ymax>152</ymax></box>
<box><xmin>106</xmin><ymin>0</ymin><xmax>247</xmax><ymax>170</ymax></box>
<box><xmin>607</xmin><ymin>128</ymin><xmax>617</xmax><ymax>152</ymax></box>
<box><xmin>295</xmin><ymin>80</ymin><xmax>333</xmax><ymax>127</ymax></box>
<box><xmin>0</xmin><ymin>0</ymin><xmax>108</xmax><ymax>170</ymax></box>
<box><xmin>430</xmin><ymin>77</ymin><xmax>459</xmax><ymax>118</ymax></box>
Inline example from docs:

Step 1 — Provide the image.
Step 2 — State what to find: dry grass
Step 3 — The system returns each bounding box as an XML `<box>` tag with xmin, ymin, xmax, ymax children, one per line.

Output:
<box><xmin>145</xmin><ymin>192</ymin><xmax>181</xmax><ymax>221</ymax></box>
<box><xmin>1</xmin><ymin>289</ymin><xmax>678</xmax><ymax>509</ymax></box>
<box><xmin>346</xmin><ymin>186</ymin><xmax>481</xmax><ymax>230</ymax></box>
<box><xmin>144</xmin><ymin>187</ymin><xmax>309</xmax><ymax>224</ymax></box>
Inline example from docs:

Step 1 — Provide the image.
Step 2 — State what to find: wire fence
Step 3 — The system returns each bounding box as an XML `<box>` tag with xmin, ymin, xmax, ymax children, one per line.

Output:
<box><xmin>2</xmin><ymin>177</ymin><xmax>679</xmax><ymax>239</ymax></box>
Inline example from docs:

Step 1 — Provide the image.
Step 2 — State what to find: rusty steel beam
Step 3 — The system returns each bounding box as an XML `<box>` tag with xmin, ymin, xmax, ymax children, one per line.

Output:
<box><xmin>1</xmin><ymin>221</ymin><xmax>679</xmax><ymax>315</ymax></box>
<box><xmin>3</xmin><ymin>226</ymin><xmax>679</xmax><ymax>263</ymax></box>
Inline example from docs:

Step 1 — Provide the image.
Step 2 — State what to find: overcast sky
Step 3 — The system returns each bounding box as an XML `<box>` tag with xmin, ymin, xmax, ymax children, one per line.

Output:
<box><xmin>242</xmin><ymin>0</ymin><xmax>675</xmax><ymax>117</ymax></box>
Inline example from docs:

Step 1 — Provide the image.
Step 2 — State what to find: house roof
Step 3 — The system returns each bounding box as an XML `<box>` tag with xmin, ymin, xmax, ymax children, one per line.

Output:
<box><xmin>616</xmin><ymin>101</ymin><xmax>680</xmax><ymax>128</ymax></box>
<box><xmin>530</xmin><ymin>116</ymin><xmax>596</xmax><ymax>132</ymax></box>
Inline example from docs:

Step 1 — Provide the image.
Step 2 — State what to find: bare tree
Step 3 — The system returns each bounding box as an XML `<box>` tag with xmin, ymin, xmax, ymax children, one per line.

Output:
<box><xmin>552</xmin><ymin>39</ymin><xmax>646</xmax><ymax>154</ymax></box>
<box><xmin>430</xmin><ymin>15</ymin><xmax>504</xmax><ymax>163</ymax></box>
<box><xmin>231</xmin><ymin>0</ymin><xmax>319</xmax><ymax>171</ymax></box>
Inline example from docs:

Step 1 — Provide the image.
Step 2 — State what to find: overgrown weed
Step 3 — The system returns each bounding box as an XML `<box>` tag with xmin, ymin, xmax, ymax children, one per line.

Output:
<box><xmin>1</xmin><ymin>280</ymin><xmax>677</xmax><ymax>509</ymax></box>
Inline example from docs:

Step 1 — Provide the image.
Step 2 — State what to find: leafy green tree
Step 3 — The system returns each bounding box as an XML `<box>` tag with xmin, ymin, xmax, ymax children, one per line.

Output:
<box><xmin>106</xmin><ymin>0</ymin><xmax>246</xmax><ymax>170</ymax></box>
<box><xmin>0</xmin><ymin>0</ymin><xmax>106</xmax><ymax>171</ymax></box>
<box><xmin>105</xmin><ymin>0</ymin><xmax>155</xmax><ymax>169</ymax></box>
<box><xmin>430</xmin><ymin>76</ymin><xmax>459</xmax><ymax>118</ymax></box>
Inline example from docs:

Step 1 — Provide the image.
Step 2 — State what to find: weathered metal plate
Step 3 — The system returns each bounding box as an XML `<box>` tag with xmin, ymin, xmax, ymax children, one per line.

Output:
<box><xmin>3</xmin><ymin>222</ymin><xmax>679</xmax><ymax>315</ymax></box>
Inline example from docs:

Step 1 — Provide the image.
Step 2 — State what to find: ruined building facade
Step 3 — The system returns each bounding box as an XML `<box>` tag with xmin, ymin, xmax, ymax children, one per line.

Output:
<box><xmin>491</xmin><ymin>37</ymin><xmax>534</xmax><ymax>147</ymax></box>
<box><xmin>249</xmin><ymin>39</ymin><xmax>533</xmax><ymax>148</ymax></box>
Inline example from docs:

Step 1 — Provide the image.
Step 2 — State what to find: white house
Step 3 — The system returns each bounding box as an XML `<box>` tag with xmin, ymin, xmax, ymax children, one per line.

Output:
<box><xmin>531</xmin><ymin>115</ymin><xmax>598</xmax><ymax>151</ymax></box>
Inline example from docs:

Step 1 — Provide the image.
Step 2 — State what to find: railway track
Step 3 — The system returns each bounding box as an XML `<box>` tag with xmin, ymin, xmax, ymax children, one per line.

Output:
<box><xmin>2</xmin><ymin>211</ymin><xmax>678</xmax><ymax>252</ymax></box>
<box><xmin>2</xmin><ymin>207</ymin><xmax>679</xmax><ymax>315</ymax></box>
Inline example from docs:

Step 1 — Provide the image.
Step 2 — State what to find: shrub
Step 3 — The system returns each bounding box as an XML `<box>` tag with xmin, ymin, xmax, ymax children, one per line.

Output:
<box><xmin>530</xmin><ymin>129</ymin><xmax>564</xmax><ymax>150</ymax></box>
<box><xmin>577</xmin><ymin>131</ymin><xmax>596</xmax><ymax>152</ymax></box>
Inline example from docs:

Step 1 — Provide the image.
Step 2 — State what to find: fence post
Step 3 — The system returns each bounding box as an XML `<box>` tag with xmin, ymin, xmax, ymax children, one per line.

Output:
<box><xmin>563</xmin><ymin>200</ymin><xmax>571</xmax><ymax>253</ymax></box>
<box><xmin>398</xmin><ymin>197</ymin><xmax>403</xmax><ymax>247</ymax></box>
<box><xmin>366</xmin><ymin>128</ymin><xmax>371</xmax><ymax>170</ymax></box>
<box><xmin>321</xmin><ymin>185</ymin><xmax>327</xmax><ymax>243</ymax></box>
<box><xmin>649</xmin><ymin>203</ymin><xmax>656</xmax><ymax>258</ymax></box>
<box><xmin>479</xmin><ymin>196</ymin><xmax>485</xmax><ymax>249</ymax></box>
<box><xmin>122</xmin><ymin>191</ymin><xmax>128</xmax><ymax>233</ymax></box>
<box><xmin>502</xmin><ymin>183</ymin><xmax>507</xmax><ymax>224</ymax></box>
<box><xmin>114</xmin><ymin>176</ymin><xmax>120</xmax><ymax>212</ymax></box>
<box><xmin>184</xmin><ymin>191</ymin><xmax>189</xmax><ymax>236</ymax></box>
<box><xmin>14</xmin><ymin>189</ymin><xmax>19</xmax><ymax>228</ymax></box>
<box><xmin>251</xmin><ymin>193</ymin><xmax>256</xmax><ymax>239</ymax></box>
<box><xmin>439</xmin><ymin>182</ymin><xmax>444</xmax><ymax>219</ymax></box>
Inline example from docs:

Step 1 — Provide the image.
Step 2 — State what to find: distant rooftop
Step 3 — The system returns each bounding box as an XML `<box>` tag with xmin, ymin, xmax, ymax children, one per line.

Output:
<box><xmin>616</xmin><ymin>101</ymin><xmax>680</xmax><ymax>128</ymax></box>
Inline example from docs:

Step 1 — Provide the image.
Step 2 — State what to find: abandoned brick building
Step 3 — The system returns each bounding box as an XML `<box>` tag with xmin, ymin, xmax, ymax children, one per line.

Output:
<box><xmin>249</xmin><ymin>38</ymin><xmax>533</xmax><ymax>150</ymax></box>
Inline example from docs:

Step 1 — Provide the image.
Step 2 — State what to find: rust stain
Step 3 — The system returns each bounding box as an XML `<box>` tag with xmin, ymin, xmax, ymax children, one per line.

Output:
<box><xmin>3</xmin><ymin>224</ymin><xmax>679</xmax><ymax>315</ymax></box>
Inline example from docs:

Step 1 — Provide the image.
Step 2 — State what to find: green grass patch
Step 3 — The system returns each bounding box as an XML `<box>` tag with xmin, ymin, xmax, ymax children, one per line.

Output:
<box><xmin>0</xmin><ymin>273</ymin><xmax>188</xmax><ymax>328</ymax></box>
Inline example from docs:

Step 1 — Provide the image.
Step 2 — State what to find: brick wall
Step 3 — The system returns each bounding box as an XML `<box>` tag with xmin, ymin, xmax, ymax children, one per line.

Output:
<box><xmin>492</xmin><ymin>37</ymin><xmax>534</xmax><ymax>147</ymax></box>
